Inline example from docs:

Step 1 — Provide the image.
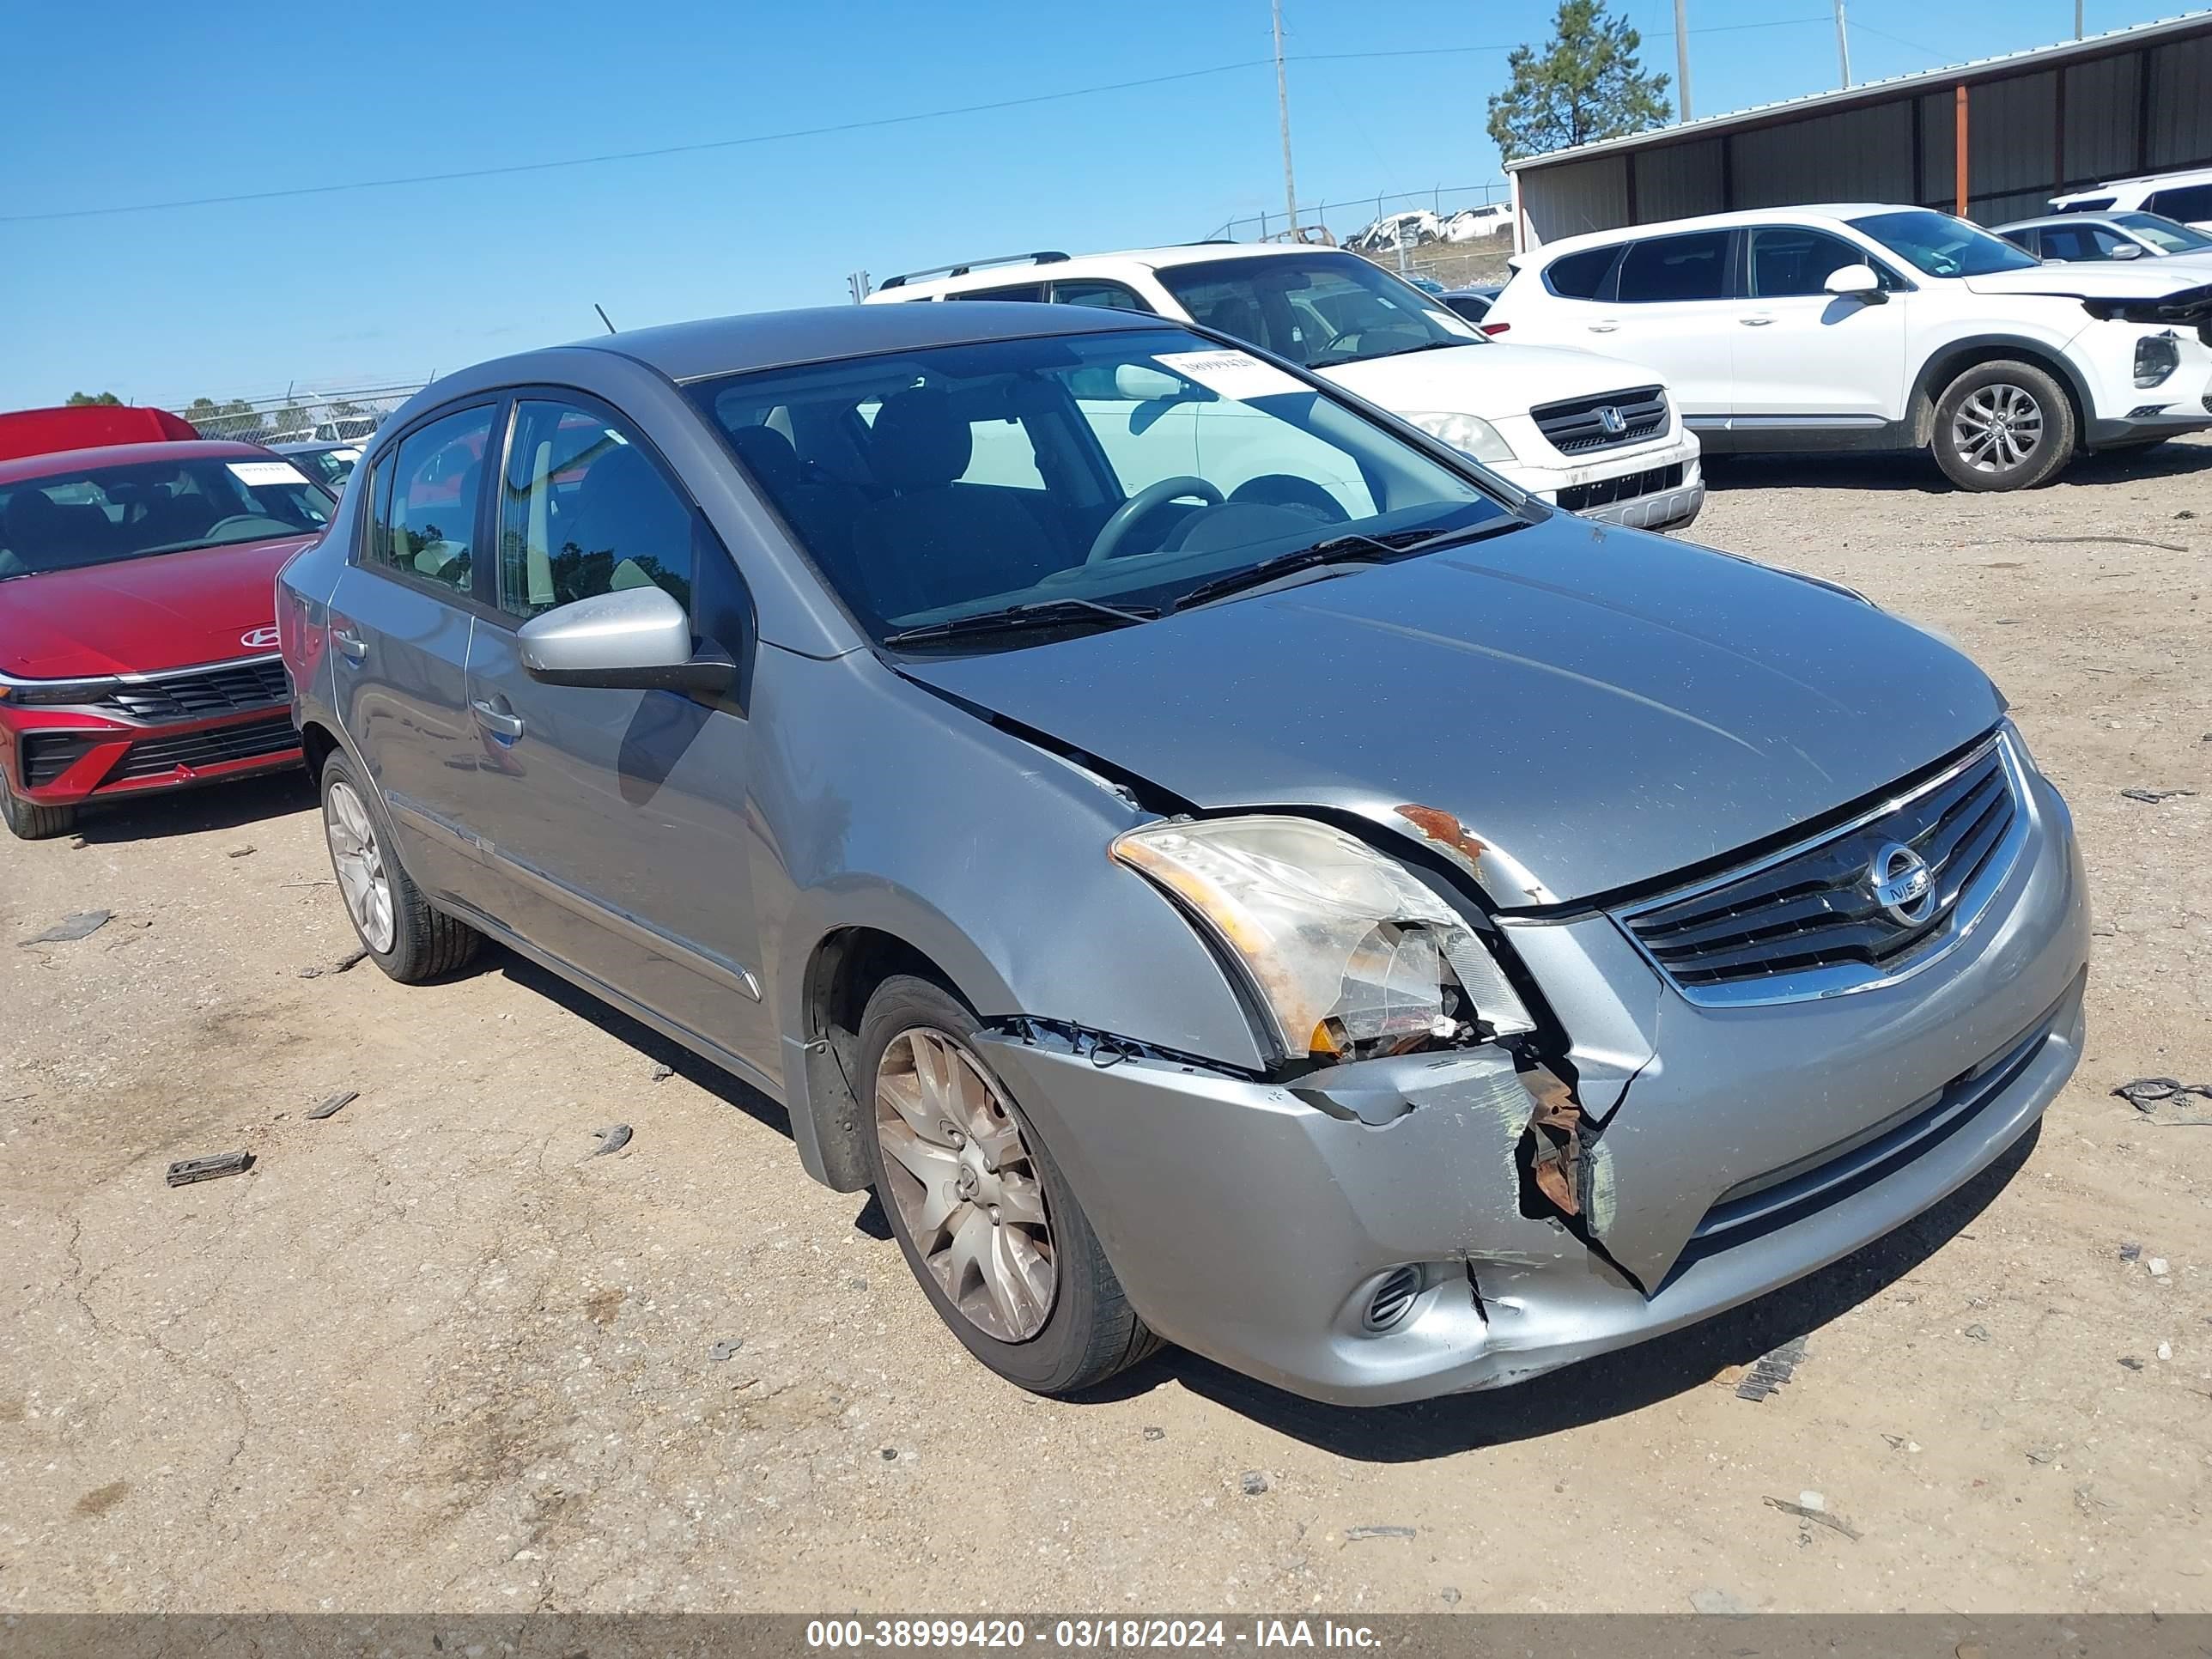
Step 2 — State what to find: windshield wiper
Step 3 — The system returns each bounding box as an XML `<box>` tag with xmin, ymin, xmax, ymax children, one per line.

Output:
<box><xmin>881</xmin><ymin>596</ymin><xmax>1161</xmax><ymax>647</ymax></box>
<box><xmin>1348</xmin><ymin>339</ymin><xmax>1474</xmax><ymax>362</ymax></box>
<box><xmin>1170</xmin><ymin>522</ymin><xmax>1521</xmax><ymax>613</ymax></box>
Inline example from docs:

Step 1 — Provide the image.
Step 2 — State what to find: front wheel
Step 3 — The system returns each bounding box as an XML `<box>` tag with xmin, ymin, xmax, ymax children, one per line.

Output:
<box><xmin>2</xmin><ymin>781</ymin><xmax>76</xmax><ymax>841</ymax></box>
<box><xmin>318</xmin><ymin>750</ymin><xmax>480</xmax><ymax>982</ymax></box>
<box><xmin>1930</xmin><ymin>361</ymin><xmax>2075</xmax><ymax>491</ymax></box>
<box><xmin>858</xmin><ymin>975</ymin><xmax>1160</xmax><ymax>1395</ymax></box>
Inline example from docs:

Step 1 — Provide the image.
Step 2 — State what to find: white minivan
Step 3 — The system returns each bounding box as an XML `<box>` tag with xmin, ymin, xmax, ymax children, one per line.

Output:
<box><xmin>868</xmin><ymin>244</ymin><xmax>1705</xmax><ymax>531</ymax></box>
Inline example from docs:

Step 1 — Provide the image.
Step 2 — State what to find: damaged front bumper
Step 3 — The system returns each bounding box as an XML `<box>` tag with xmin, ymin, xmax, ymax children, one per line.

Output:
<box><xmin>978</xmin><ymin>764</ymin><xmax>2089</xmax><ymax>1407</ymax></box>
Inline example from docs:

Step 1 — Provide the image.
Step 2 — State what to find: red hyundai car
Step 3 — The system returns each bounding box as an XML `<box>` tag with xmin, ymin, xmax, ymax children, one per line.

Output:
<box><xmin>0</xmin><ymin>440</ymin><xmax>335</xmax><ymax>838</ymax></box>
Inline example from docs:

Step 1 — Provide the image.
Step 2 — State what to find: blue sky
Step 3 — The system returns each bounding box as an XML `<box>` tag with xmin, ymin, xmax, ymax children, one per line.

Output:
<box><xmin>0</xmin><ymin>0</ymin><xmax>2174</xmax><ymax>409</ymax></box>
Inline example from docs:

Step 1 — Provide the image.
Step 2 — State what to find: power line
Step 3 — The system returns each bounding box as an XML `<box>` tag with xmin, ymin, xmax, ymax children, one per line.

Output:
<box><xmin>3</xmin><ymin>18</ymin><xmax>1838</xmax><ymax>227</ymax></box>
<box><xmin>2</xmin><ymin>59</ymin><xmax>1272</xmax><ymax>225</ymax></box>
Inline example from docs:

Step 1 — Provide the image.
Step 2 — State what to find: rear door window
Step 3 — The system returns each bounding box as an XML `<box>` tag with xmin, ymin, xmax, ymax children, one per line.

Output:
<box><xmin>1615</xmin><ymin>231</ymin><xmax>1733</xmax><ymax>302</ymax></box>
<box><xmin>366</xmin><ymin>405</ymin><xmax>494</xmax><ymax>596</ymax></box>
<box><xmin>1543</xmin><ymin>245</ymin><xmax>1621</xmax><ymax>299</ymax></box>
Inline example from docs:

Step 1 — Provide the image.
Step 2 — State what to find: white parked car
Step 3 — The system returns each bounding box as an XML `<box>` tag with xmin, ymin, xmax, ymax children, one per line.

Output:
<box><xmin>1996</xmin><ymin>211</ymin><xmax>2212</xmax><ymax>279</ymax></box>
<box><xmin>1442</xmin><ymin>204</ymin><xmax>1514</xmax><ymax>242</ymax></box>
<box><xmin>867</xmin><ymin>245</ymin><xmax>1705</xmax><ymax>530</ymax></box>
<box><xmin>2051</xmin><ymin>167</ymin><xmax>2212</xmax><ymax>233</ymax></box>
<box><xmin>1484</xmin><ymin>204</ymin><xmax>2212</xmax><ymax>490</ymax></box>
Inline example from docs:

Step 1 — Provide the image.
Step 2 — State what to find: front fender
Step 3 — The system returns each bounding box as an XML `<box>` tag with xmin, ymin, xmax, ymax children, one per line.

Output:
<box><xmin>750</xmin><ymin>651</ymin><xmax>1268</xmax><ymax>1187</ymax></box>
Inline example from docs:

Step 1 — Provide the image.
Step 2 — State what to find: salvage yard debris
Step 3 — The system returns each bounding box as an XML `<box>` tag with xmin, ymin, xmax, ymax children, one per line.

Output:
<box><xmin>1342</xmin><ymin>1526</ymin><xmax>1418</xmax><ymax>1541</ymax></box>
<box><xmin>19</xmin><ymin>910</ymin><xmax>112</xmax><ymax>945</ymax></box>
<box><xmin>1736</xmin><ymin>1334</ymin><xmax>1810</xmax><ymax>1401</ymax></box>
<box><xmin>592</xmin><ymin>1124</ymin><xmax>633</xmax><ymax>1156</ymax></box>
<box><xmin>166</xmin><ymin>1152</ymin><xmax>254</xmax><ymax>1187</ymax></box>
<box><xmin>2119</xmin><ymin>787</ymin><xmax>2196</xmax><ymax>804</ymax></box>
<box><xmin>307</xmin><ymin>1090</ymin><xmax>359</xmax><ymax>1121</ymax></box>
<box><xmin>1764</xmin><ymin>1495</ymin><xmax>1863</xmax><ymax>1540</ymax></box>
<box><xmin>2114</xmin><ymin>1077</ymin><xmax>2212</xmax><ymax>1126</ymax></box>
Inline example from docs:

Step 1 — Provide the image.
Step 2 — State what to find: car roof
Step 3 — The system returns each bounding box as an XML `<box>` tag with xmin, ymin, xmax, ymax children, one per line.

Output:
<box><xmin>483</xmin><ymin>300</ymin><xmax>1175</xmax><ymax>386</ymax></box>
<box><xmin>1523</xmin><ymin>204</ymin><xmax>1905</xmax><ymax>259</ymax></box>
<box><xmin>2055</xmin><ymin>167</ymin><xmax>2212</xmax><ymax>197</ymax></box>
<box><xmin>881</xmin><ymin>242</ymin><xmax>1370</xmax><ymax>301</ymax></box>
<box><xmin>0</xmin><ymin>438</ymin><xmax>283</xmax><ymax>489</ymax></box>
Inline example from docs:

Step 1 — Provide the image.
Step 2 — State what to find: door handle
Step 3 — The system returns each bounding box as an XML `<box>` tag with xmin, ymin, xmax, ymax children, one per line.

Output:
<box><xmin>1740</xmin><ymin>314</ymin><xmax>1776</xmax><ymax>326</ymax></box>
<box><xmin>471</xmin><ymin>698</ymin><xmax>525</xmax><ymax>739</ymax></box>
<box><xmin>331</xmin><ymin>627</ymin><xmax>368</xmax><ymax>662</ymax></box>
<box><xmin>1586</xmin><ymin>321</ymin><xmax>1620</xmax><ymax>333</ymax></box>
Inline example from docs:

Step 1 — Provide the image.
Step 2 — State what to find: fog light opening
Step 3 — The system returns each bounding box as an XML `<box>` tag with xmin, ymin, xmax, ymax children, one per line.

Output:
<box><xmin>2133</xmin><ymin>332</ymin><xmax>2179</xmax><ymax>389</ymax></box>
<box><xmin>1364</xmin><ymin>1266</ymin><xmax>1425</xmax><ymax>1332</ymax></box>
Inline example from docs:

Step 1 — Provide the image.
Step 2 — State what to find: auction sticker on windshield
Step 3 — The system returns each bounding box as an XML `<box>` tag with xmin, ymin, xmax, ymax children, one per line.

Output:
<box><xmin>227</xmin><ymin>460</ymin><xmax>313</xmax><ymax>488</ymax></box>
<box><xmin>1153</xmin><ymin>349</ymin><xmax>1308</xmax><ymax>402</ymax></box>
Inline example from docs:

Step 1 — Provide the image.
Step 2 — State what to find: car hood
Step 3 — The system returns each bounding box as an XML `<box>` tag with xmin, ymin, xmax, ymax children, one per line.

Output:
<box><xmin>898</xmin><ymin>522</ymin><xmax>2004</xmax><ymax>904</ymax></box>
<box><xmin>1316</xmin><ymin>342</ymin><xmax>1668</xmax><ymax>419</ymax></box>
<box><xmin>1961</xmin><ymin>264</ymin><xmax>2212</xmax><ymax>299</ymax></box>
<box><xmin>0</xmin><ymin>533</ymin><xmax>316</xmax><ymax>678</ymax></box>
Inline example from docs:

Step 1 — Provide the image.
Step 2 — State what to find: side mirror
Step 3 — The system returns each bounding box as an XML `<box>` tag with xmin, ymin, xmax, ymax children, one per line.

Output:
<box><xmin>2111</xmin><ymin>241</ymin><xmax>2143</xmax><ymax>259</ymax></box>
<box><xmin>1824</xmin><ymin>264</ymin><xmax>1884</xmax><ymax>301</ymax></box>
<box><xmin>1114</xmin><ymin>363</ymin><xmax>1185</xmax><ymax>401</ymax></box>
<box><xmin>518</xmin><ymin>582</ymin><xmax>733</xmax><ymax>696</ymax></box>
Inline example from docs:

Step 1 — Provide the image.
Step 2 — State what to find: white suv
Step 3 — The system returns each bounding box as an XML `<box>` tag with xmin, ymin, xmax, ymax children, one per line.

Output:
<box><xmin>2051</xmin><ymin>167</ymin><xmax>2212</xmax><ymax>233</ymax></box>
<box><xmin>867</xmin><ymin>244</ymin><xmax>1705</xmax><ymax>530</ymax></box>
<box><xmin>1485</xmin><ymin>204</ymin><xmax>2212</xmax><ymax>491</ymax></box>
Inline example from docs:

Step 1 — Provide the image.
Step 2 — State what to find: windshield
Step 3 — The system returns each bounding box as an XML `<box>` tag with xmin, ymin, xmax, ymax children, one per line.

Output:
<box><xmin>2113</xmin><ymin>212</ymin><xmax>2212</xmax><ymax>253</ymax></box>
<box><xmin>0</xmin><ymin>455</ymin><xmax>333</xmax><ymax>580</ymax></box>
<box><xmin>688</xmin><ymin>325</ymin><xmax>1514</xmax><ymax>649</ymax></box>
<box><xmin>1153</xmin><ymin>252</ymin><xmax>1486</xmax><ymax>368</ymax></box>
<box><xmin>1848</xmin><ymin>209</ymin><xmax>2041</xmax><ymax>277</ymax></box>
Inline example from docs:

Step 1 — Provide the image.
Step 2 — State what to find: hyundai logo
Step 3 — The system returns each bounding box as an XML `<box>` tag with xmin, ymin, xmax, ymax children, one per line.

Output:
<box><xmin>240</xmin><ymin>625</ymin><xmax>281</xmax><ymax>650</ymax></box>
<box><xmin>1596</xmin><ymin>405</ymin><xmax>1627</xmax><ymax>436</ymax></box>
<box><xmin>1869</xmin><ymin>842</ymin><xmax>1936</xmax><ymax>926</ymax></box>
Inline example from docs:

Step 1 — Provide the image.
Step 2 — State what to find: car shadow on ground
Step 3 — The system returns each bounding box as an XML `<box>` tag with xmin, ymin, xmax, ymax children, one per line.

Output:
<box><xmin>1092</xmin><ymin>1123</ymin><xmax>2040</xmax><ymax>1460</ymax></box>
<box><xmin>66</xmin><ymin>769</ymin><xmax>317</xmax><ymax>844</ymax></box>
<box><xmin>1701</xmin><ymin>438</ymin><xmax>2212</xmax><ymax>495</ymax></box>
<box><xmin>489</xmin><ymin>948</ymin><xmax>796</xmax><ymax>1146</ymax></box>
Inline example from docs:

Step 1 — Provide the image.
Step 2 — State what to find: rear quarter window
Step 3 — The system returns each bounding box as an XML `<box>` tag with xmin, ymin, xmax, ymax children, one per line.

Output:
<box><xmin>2144</xmin><ymin>184</ymin><xmax>2212</xmax><ymax>222</ymax></box>
<box><xmin>1543</xmin><ymin>245</ymin><xmax>1620</xmax><ymax>299</ymax></box>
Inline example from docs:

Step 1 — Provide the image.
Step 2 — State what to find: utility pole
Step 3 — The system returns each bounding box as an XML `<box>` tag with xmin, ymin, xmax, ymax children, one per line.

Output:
<box><xmin>1273</xmin><ymin>0</ymin><xmax>1298</xmax><ymax>241</ymax></box>
<box><xmin>1835</xmin><ymin>0</ymin><xmax>1852</xmax><ymax>88</ymax></box>
<box><xmin>2075</xmin><ymin>0</ymin><xmax>2084</xmax><ymax>37</ymax></box>
<box><xmin>1674</xmin><ymin>0</ymin><xmax>1692</xmax><ymax>121</ymax></box>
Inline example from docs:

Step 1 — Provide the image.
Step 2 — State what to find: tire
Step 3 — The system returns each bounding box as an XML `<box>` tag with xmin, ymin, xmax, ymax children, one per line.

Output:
<box><xmin>857</xmin><ymin>974</ymin><xmax>1160</xmax><ymax>1395</ymax></box>
<box><xmin>2</xmin><ymin>781</ymin><xmax>76</xmax><ymax>841</ymax></box>
<box><xmin>1930</xmin><ymin>360</ymin><xmax>2076</xmax><ymax>491</ymax></box>
<box><xmin>318</xmin><ymin>750</ymin><xmax>480</xmax><ymax>982</ymax></box>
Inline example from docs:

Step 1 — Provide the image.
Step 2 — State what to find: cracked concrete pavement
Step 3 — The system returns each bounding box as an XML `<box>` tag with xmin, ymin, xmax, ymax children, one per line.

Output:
<box><xmin>3</xmin><ymin>439</ymin><xmax>2209</xmax><ymax>1613</ymax></box>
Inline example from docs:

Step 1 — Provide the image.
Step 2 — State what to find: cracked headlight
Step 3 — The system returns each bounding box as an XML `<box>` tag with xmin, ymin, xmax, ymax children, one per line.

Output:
<box><xmin>1404</xmin><ymin>410</ymin><xmax>1516</xmax><ymax>465</ymax></box>
<box><xmin>1111</xmin><ymin>815</ymin><xmax>1534</xmax><ymax>1062</ymax></box>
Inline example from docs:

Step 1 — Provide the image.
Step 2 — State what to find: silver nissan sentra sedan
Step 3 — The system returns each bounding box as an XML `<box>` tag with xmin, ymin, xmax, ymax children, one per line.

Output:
<box><xmin>276</xmin><ymin>300</ymin><xmax>2089</xmax><ymax>1406</ymax></box>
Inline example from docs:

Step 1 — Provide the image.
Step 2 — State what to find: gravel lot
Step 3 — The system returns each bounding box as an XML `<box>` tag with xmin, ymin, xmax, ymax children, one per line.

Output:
<box><xmin>3</xmin><ymin>437</ymin><xmax>2209</xmax><ymax>1614</ymax></box>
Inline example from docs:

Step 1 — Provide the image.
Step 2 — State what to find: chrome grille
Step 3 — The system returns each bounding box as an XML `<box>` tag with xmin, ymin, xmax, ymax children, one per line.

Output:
<box><xmin>1530</xmin><ymin>385</ymin><xmax>1668</xmax><ymax>453</ymax></box>
<box><xmin>96</xmin><ymin>657</ymin><xmax>289</xmax><ymax>724</ymax></box>
<box><xmin>1618</xmin><ymin>734</ymin><xmax>2027</xmax><ymax>1007</ymax></box>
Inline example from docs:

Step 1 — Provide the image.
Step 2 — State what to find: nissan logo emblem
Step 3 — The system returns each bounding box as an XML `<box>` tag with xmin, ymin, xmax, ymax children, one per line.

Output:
<box><xmin>1869</xmin><ymin>842</ymin><xmax>1936</xmax><ymax>926</ymax></box>
<box><xmin>240</xmin><ymin>626</ymin><xmax>281</xmax><ymax>650</ymax></box>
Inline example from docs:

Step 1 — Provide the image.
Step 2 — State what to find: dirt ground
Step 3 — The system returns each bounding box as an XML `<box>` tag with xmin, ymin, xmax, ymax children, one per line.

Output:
<box><xmin>3</xmin><ymin>436</ymin><xmax>2209</xmax><ymax>1615</ymax></box>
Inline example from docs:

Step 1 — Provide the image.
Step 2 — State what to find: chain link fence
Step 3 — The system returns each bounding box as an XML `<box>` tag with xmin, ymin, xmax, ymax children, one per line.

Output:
<box><xmin>168</xmin><ymin>383</ymin><xmax>425</xmax><ymax>447</ymax></box>
<box><xmin>1206</xmin><ymin>180</ymin><xmax>1512</xmax><ymax>248</ymax></box>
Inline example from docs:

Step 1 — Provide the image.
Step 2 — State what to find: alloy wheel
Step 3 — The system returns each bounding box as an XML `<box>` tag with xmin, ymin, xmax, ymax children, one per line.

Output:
<box><xmin>325</xmin><ymin>780</ymin><xmax>396</xmax><ymax>954</ymax></box>
<box><xmin>1950</xmin><ymin>382</ymin><xmax>2045</xmax><ymax>473</ymax></box>
<box><xmin>873</xmin><ymin>1027</ymin><xmax>1057</xmax><ymax>1341</ymax></box>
